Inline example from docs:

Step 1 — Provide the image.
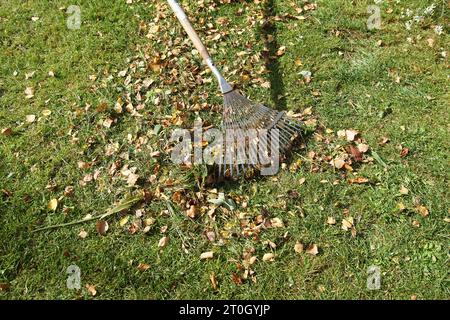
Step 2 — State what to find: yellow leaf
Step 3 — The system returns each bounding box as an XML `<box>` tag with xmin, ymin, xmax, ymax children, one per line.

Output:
<box><xmin>417</xmin><ymin>205</ymin><xmax>429</xmax><ymax>217</ymax></box>
<box><xmin>119</xmin><ymin>216</ymin><xmax>129</xmax><ymax>227</ymax></box>
<box><xmin>47</xmin><ymin>198</ymin><xmax>58</xmax><ymax>211</ymax></box>
<box><xmin>327</xmin><ymin>217</ymin><xmax>336</xmax><ymax>225</ymax></box>
<box><xmin>42</xmin><ymin>109</ymin><xmax>52</xmax><ymax>117</ymax></box>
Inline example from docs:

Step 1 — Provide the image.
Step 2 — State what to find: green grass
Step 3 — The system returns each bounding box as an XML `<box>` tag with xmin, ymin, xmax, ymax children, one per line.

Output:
<box><xmin>0</xmin><ymin>0</ymin><xmax>448</xmax><ymax>299</ymax></box>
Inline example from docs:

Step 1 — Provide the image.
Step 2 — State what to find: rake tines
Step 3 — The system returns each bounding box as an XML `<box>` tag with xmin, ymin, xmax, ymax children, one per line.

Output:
<box><xmin>167</xmin><ymin>0</ymin><xmax>302</xmax><ymax>178</ymax></box>
<box><xmin>219</xmin><ymin>90</ymin><xmax>302</xmax><ymax>178</ymax></box>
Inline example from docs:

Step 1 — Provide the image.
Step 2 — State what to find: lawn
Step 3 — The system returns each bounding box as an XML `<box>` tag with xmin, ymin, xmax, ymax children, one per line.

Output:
<box><xmin>0</xmin><ymin>0</ymin><xmax>448</xmax><ymax>300</ymax></box>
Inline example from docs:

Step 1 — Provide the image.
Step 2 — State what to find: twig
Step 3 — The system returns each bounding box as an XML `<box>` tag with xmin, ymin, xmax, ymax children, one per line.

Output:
<box><xmin>33</xmin><ymin>193</ymin><xmax>144</xmax><ymax>232</ymax></box>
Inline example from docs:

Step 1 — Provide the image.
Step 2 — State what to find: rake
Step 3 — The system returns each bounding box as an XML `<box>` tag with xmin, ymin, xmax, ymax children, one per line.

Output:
<box><xmin>167</xmin><ymin>0</ymin><xmax>302</xmax><ymax>177</ymax></box>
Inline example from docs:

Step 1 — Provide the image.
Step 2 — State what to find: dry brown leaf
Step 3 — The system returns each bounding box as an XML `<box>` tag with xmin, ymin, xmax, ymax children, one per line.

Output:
<box><xmin>341</xmin><ymin>217</ymin><xmax>354</xmax><ymax>231</ymax></box>
<box><xmin>348</xmin><ymin>177</ymin><xmax>369</xmax><ymax>184</ymax></box>
<box><xmin>127</xmin><ymin>173</ymin><xmax>139</xmax><ymax>187</ymax></box>
<box><xmin>210</xmin><ymin>273</ymin><xmax>218</xmax><ymax>290</ymax></box>
<box><xmin>270</xmin><ymin>217</ymin><xmax>284</xmax><ymax>228</ymax></box>
<box><xmin>24</xmin><ymin>87</ymin><xmax>34</xmax><ymax>99</ymax></box>
<box><xmin>357</xmin><ymin>144</ymin><xmax>369</xmax><ymax>153</ymax></box>
<box><xmin>262</xmin><ymin>253</ymin><xmax>275</xmax><ymax>261</ymax></box>
<box><xmin>96</xmin><ymin>220</ymin><xmax>109</xmax><ymax>236</ymax></box>
<box><xmin>276</xmin><ymin>46</ymin><xmax>286</xmax><ymax>56</ymax></box>
<box><xmin>137</xmin><ymin>263</ymin><xmax>150</xmax><ymax>271</ymax></box>
<box><xmin>1</xmin><ymin>128</ymin><xmax>12</xmax><ymax>136</ymax></box>
<box><xmin>78</xmin><ymin>229</ymin><xmax>88</xmax><ymax>239</ymax></box>
<box><xmin>232</xmin><ymin>273</ymin><xmax>243</xmax><ymax>285</ymax></box>
<box><xmin>158</xmin><ymin>236</ymin><xmax>169</xmax><ymax>248</ymax></box>
<box><xmin>332</xmin><ymin>157</ymin><xmax>346</xmax><ymax>169</ymax></box>
<box><xmin>86</xmin><ymin>284</ymin><xmax>97</xmax><ymax>296</ymax></box>
<box><xmin>345</xmin><ymin>130</ymin><xmax>358</xmax><ymax>142</ymax></box>
<box><xmin>417</xmin><ymin>205</ymin><xmax>429</xmax><ymax>217</ymax></box>
<box><xmin>305</xmin><ymin>244</ymin><xmax>319</xmax><ymax>256</ymax></box>
<box><xmin>349</xmin><ymin>144</ymin><xmax>363</xmax><ymax>162</ymax></box>
<box><xmin>400</xmin><ymin>148</ymin><xmax>410</xmax><ymax>158</ymax></box>
<box><xmin>294</xmin><ymin>242</ymin><xmax>304</xmax><ymax>253</ymax></box>
<box><xmin>186</xmin><ymin>205</ymin><xmax>198</xmax><ymax>219</ymax></box>
<box><xmin>0</xmin><ymin>283</ymin><xmax>10</xmax><ymax>292</ymax></box>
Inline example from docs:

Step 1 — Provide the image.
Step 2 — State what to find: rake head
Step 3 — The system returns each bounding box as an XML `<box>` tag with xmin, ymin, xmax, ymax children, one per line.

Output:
<box><xmin>218</xmin><ymin>89</ymin><xmax>303</xmax><ymax>178</ymax></box>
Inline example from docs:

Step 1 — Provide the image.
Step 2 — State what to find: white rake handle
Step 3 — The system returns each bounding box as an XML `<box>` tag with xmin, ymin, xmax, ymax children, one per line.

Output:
<box><xmin>167</xmin><ymin>0</ymin><xmax>211</xmax><ymax>62</ymax></box>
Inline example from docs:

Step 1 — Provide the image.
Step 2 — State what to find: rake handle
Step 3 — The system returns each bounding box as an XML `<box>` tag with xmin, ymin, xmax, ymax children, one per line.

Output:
<box><xmin>167</xmin><ymin>0</ymin><xmax>211</xmax><ymax>62</ymax></box>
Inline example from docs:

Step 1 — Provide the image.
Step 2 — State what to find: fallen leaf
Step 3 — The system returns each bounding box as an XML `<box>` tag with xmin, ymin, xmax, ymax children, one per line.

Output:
<box><xmin>1</xmin><ymin>128</ymin><xmax>12</xmax><ymax>136</ymax></box>
<box><xmin>262</xmin><ymin>253</ymin><xmax>275</xmax><ymax>261</ymax></box>
<box><xmin>86</xmin><ymin>284</ymin><xmax>97</xmax><ymax>296</ymax></box>
<box><xmin>357</xmin><ymin>143</ymin><xmax>369</xmax><ymax>153</ymax></box>
<box><xmin>47</xmin><ymin>198</ymin><xmax>58</xmax><ymax>211</ymax></box>
<box><xmin>412</xmin><ymin>220</ymin><xmax>420</xmax><ymax>228</ymax></box>
<box><xmin>348</xmin><ymin>177</ymin><xmax>369</xmax><ymax>184</ymax></box>
<box><xmin>417</xmin><ymin>205</ymin><xmax>429</xmax><ymax>217</ymax></box>
<box><xmin>200</xmin><ymin>251</ymin><xmax>214</xmax><ymax>260</ymax></box>
<box><xmin>341</xmin><ymin>217</ymin><xmax>354</xmax><ymax>231</ymax></box>
<box><xmin>400</xmin><ymin>186</ymin><xmax>409</xmax><ymax>195</ymax></box>
<box><xmin>137</xmin><ymin>263</ymin><xmax>150</xmax><ymax>271</ymax></box>
<box><xmin>378</xmin><ymin>137</ymin><xmax>390</xmax><ymax>146</ymax></box>
<box><xmin>0</xmin><ymin>283</ymin><xmax>10</xmax><ymax>292</ymax></box>
<box><xmin>186</xmin><ymin>205</ymin><xmax>198</xmax><ymax>219</ymax></box>
<box><xmin>397</xmin><ymin>202</ymin><xmax>407</xmax><ymax>212</ymax></box>
<box><xmin>127</xmin><ymin>173</ymin><xmax>139</xmax><ymax>187</ymax></box>
<box><xmin>270</xmin><ymin>217</ymin><xmax>284</xmax><ymax>228</ymax></box>
<box><xmin>64</xmin><ymin>186</ymin><xmax>74</xmax><ymax>197</ymax></box>
<box><xmin>24</xmin><ymin>87</ymin><xmax>34</xmax><ymax>99</ymax></box>
<box><xmin>294</xmin><ymin>242</ymin><xmax>304</xmax><ymax>253</ymax></box>
<box><xmin>158</xmin><ymin>236</ymin><xmax>169</xmax><ymax>248</ymax></box>
<box><xmin>345</xmin><ymin>130</ymin><xmax>358</xmax><ymax>142</ymax></box>
<box><xmin>78</xmin><ymin>229</ymin><xmax>88</xmax><ymax>239</ymax></box>
<box><xmin>210</xmin><ymin>273</ymin><xmax>218</xmax><ymax>290</ymax></box>
<box><xmin>96</xmin><ymin>220</ymin><xmax>109</xmax><ymax>236</ymax></box>
<box><xmin>332</xmin><ymin>157</ymin><xmax>346</xmax><ymax>169</ymax></box>
<box><xmin>26</xmin><ymin>114</ymin><xmax>36</xmax><ymax>123</ymax></box>
<box><xmin>42</xmin><ymin>109</ymin><xmax>51</xmax><ymax>116</ymax></box>
<box><xmin>119</xmin><ymin>216</ymin><xmax>130</xmax><ymax>227</ymax></box>
<box><xmin>400</xmin><ymin>148</ymin><xmax>409</xmax><ymax>158</ymax></box>
<box><xmin>305</xmin><ymin>244</ymin><xmax>319</xmax><ymax>256</ymax></box>
<box><xmin>349</xmin><ymin>144</ymin><xmax>363</xmax><ymax>162</ymax></box>
<box><xmin>231</xmin><ymin>273</ymin><xmax>243</xmax><ymax>285</ymax></box>
<box><xmin>326</xmin><ymin>217</ymin><xmax>336</xmax><ymax>225</ymax></box>
<box><xmin>96</xmin><ymin>102</ymin><xmax>108</xmax><ymax>113</ymax></box>
<box><xmin>205</xmin><ymin>230</ymin><xmax>216</xmax><ymax>242</ymax></box>
<box><xmin>102</xmin><ymin>118</ymin><xmax>114</xmax><ymax>128</ymax></box>
<box><xmin>276</xmin><ymin>46</ymin><xmax>286</xmax><ymax>56</ymax></box>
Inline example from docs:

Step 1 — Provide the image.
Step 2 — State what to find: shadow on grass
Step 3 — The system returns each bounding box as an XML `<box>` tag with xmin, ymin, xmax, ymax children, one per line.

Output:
<box><xmin>259</xmin><ymin>0</ymin><xmax>287</xmax><ymax>110</ymax></box>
